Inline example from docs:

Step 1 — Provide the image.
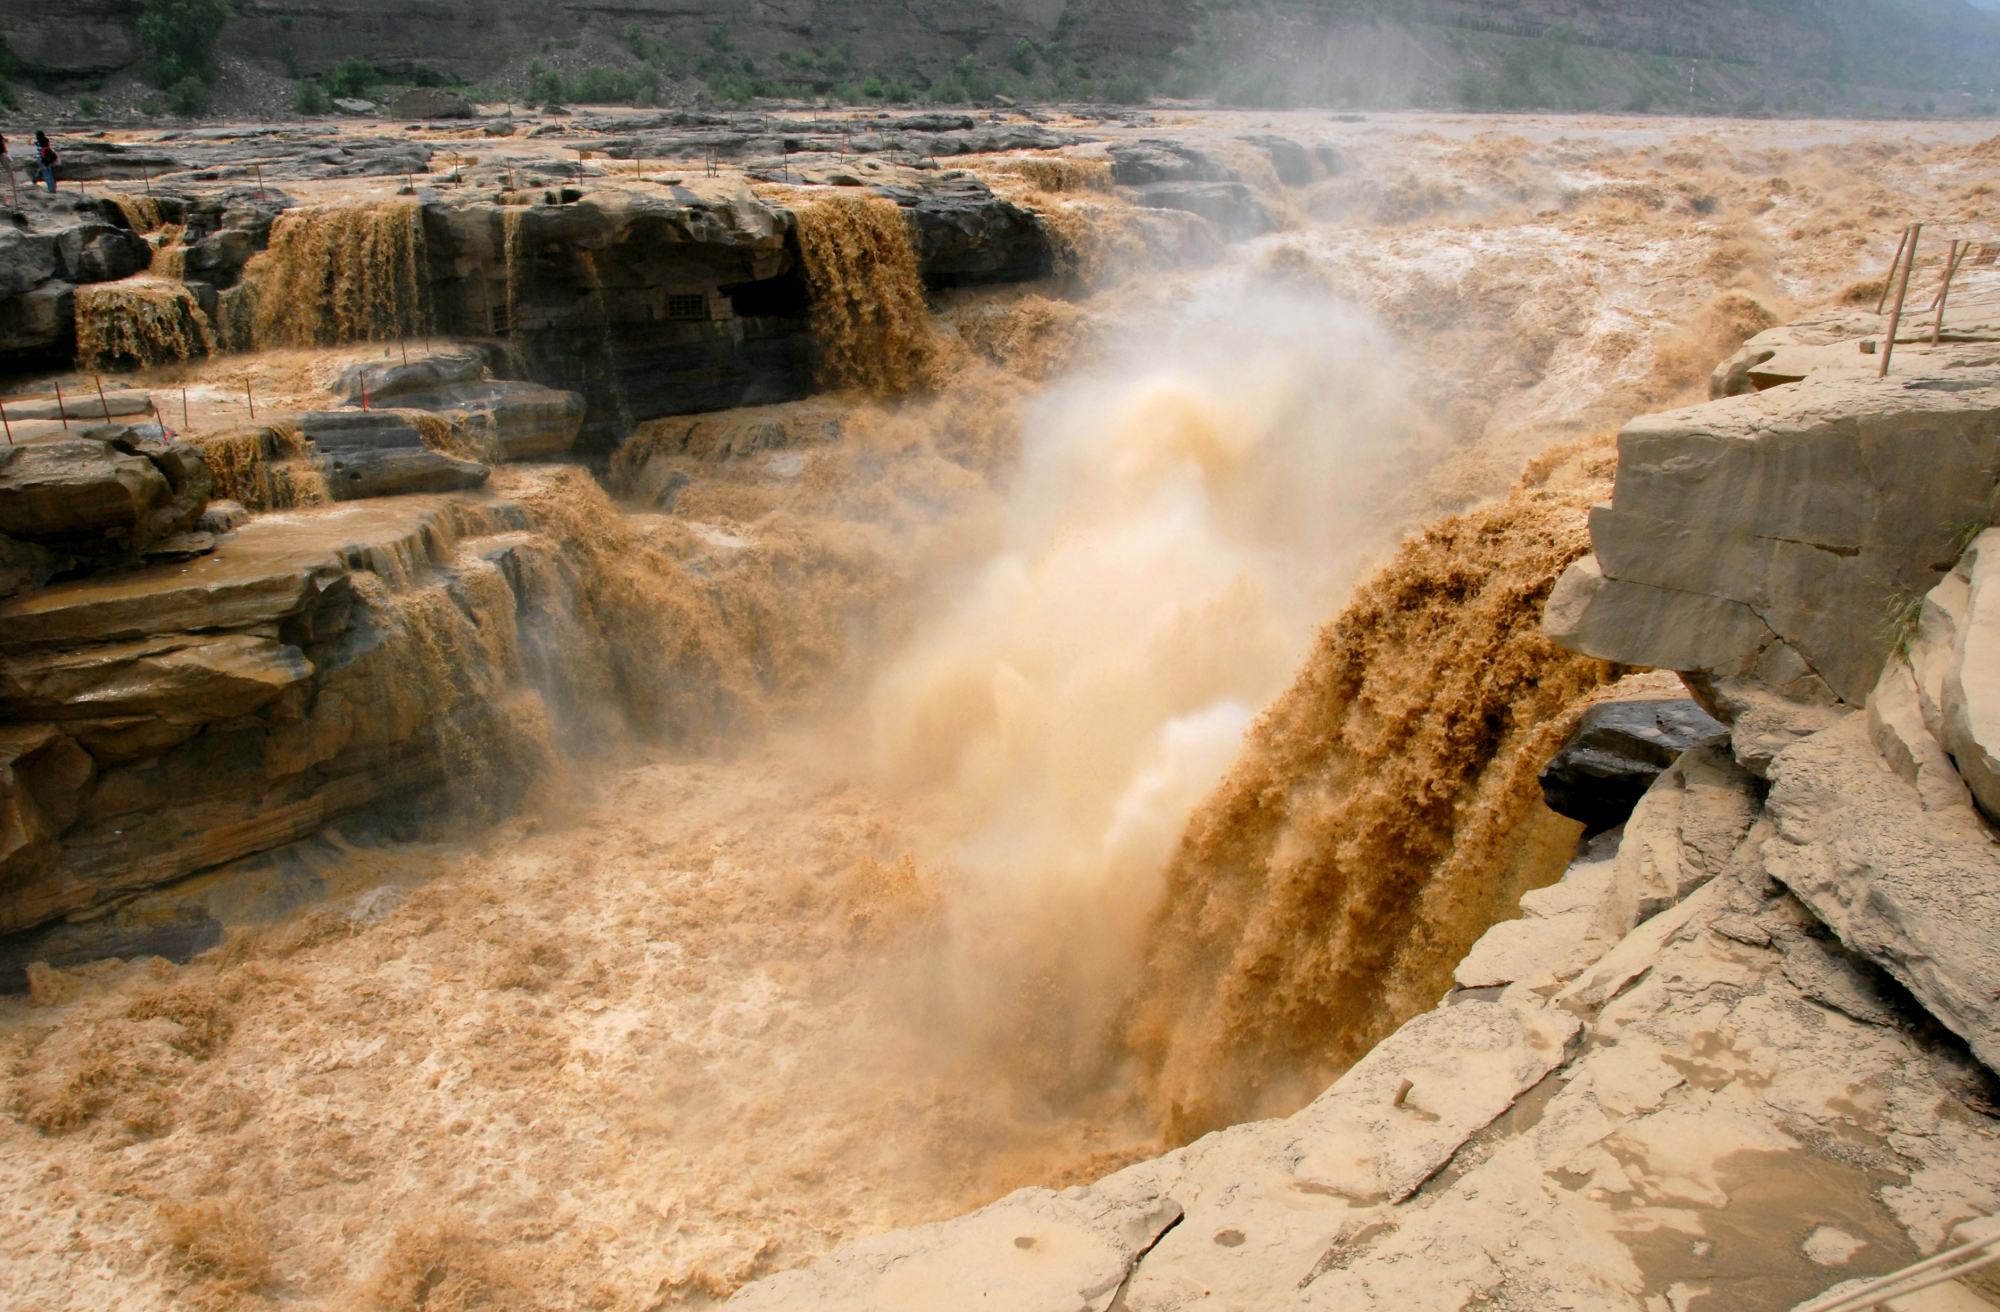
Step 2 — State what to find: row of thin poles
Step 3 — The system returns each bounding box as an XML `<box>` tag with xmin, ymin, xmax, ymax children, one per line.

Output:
<box><xmin>1876</xmin><ymin>224</ymin><xmax>1995</xmax><ymax>377</ymax></box>
<box><xmin>0</xmin><ymin>374</ymin><xmax>255</xmax><ymax>444</ymax></box>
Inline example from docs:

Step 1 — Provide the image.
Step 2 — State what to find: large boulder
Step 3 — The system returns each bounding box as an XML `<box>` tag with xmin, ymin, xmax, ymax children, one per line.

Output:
<box><xmin>1123</xmin><ymin>180</ymin><xmax>1275</xmax><ymax>240</ymax></box>
<box><xmin>55</xmin><ymin>223</ymin><xmax>152</xmax><ymax>284</ymax></box>
<box><xmin>1538</xmin><ymin>698</ymin><xmax>1728</xmax><ymax>834</ymax></box>
<box><xmin>1237</xmin><ymin>134</ymin><xmax>1316</xmax><ymax>186</ymax></box>
<box><xmin>395</xmin><ymin>381</ymin><xmax>585</xmax><ymax>461</ymax></box>
<box><xmin>1107</xmin><ymin>139</ymin><xmax>1232</xmax><ymax>186</ymax></box>
<box><xmin>1764</xmin><ymin>715</ymin><xmax>2000</xmax><ymax>1074</ymax></box>
<box><xmin>0</xmin><ymin>437</ymin><xmax>172</xmax><ymax>553</ymax></box>
<box><xmin>0</xmin><ymin>230</ymin><xmax>60</xmax><ymax>296</ymax></box>
<box><xmin>331</xmin><ymin>348</ymin><xmax>489</xmax><ymax>406</ymax></box>
<box><xmin>1545</xmin><ymin>370</ymin><xmax>2000</xmax><ymax>769</ymax></box>
<box><xmin>875</xmin><ymin>175</ymin><xmax>1055</xmax><ymax>286</ymax></box>
<box><xmin>387</xmin><ymin>88</ymin><xmax>475</xmax><ymax>120</ymax></box>
<box><xmin>300</xmin><ymin>411</ymin><xmax>491</xmax><ymax>500</ymax></box>
<box><xmin>330</xmin><ymin>354</ymin><xmax>585</xmax><ymax>463</ymax></box>
<box><xmin>1898</xmin><ymin>527</ymin><xmax>2000</xmax><ymax>822</ymax></box>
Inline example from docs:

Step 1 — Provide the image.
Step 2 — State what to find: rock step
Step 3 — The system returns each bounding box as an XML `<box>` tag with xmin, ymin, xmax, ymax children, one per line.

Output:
<box><xmin>0</xmin><ymin>491</ymin><xmax>527</xmax><ymax>648</ymax></box>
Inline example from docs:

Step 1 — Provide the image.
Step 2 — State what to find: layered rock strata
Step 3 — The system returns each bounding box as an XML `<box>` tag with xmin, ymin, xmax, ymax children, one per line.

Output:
<box><xmin>1545</xmin><ymin>364</ymin><xmax>2000</xmax><ymax>773</ymax></box>
<box><xmin>0</xmin><ymin>472</ymin><xmax>630</xmax><ymax>981</ymax></box>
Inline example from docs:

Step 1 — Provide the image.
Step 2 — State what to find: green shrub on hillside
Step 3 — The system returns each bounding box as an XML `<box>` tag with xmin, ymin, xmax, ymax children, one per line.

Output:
<box><xmin>166</xmin><ymin>75</ymin><xmax>207</xmax><ymax>114</ymax></box>
<box><xmin>295</xmin><ymin>78</ymin><xmax>331</xmax><ymax>114</ymax></box>
<box><xmin>328</xmin><ymin>57</ymin><xmax>375</xmax><ymax>98</ymax></box>
<box><xmin>138</xmin><ymin>0</ymin><xmax>227</xmax><ymax>89</ymax></box>
<box><xmin>525</xmin><ymin>60</ymin><xmax>564</xmax><ymax>106</ymax></box>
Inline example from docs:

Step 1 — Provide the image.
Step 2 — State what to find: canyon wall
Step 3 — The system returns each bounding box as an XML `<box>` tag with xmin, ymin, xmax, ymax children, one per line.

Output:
<box><xmin>10</xmin><ymin>0</ymin><xmax>2000</xmax><ymax>105</ymax></box>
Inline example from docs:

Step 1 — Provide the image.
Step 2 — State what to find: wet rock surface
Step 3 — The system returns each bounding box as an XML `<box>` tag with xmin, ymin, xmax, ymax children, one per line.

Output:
<box><xmin>300</xmin><ymin>411</ymin><xmax>491</xmax><ymax>500</ymax></box>
<box><xmin>1539</xmin><ymin>697</ymin><xmax>1728</xmax><ymax>834</ymax></box>
<box><xmin>1122</xmin><ymin>180</ymin><xmax>1275</xmax><ymax>239</ymax></box>
<box><xmin>873</xmin><ymin>174</ymin><xmax>1053</xmax><ymax>286</ymax></box>
<box><xmin>332</xmin><ymin>350</ymin><xmax>585</xmax><ymax>461</ymax></box>
<box><xmin>0</xmin><ymin>483</ymin><xmax>574</xmax><ymax>953</ymax></box>
<box><xmin>0</xmin><ymin>426</ymin><xmax>211</xmax><ymax>558</ymax></box>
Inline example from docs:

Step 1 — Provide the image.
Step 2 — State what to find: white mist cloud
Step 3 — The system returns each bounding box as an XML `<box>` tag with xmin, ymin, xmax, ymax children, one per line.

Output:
<box><xmin>864</xmin><ymin>274</ymin><xmax>1444</xmax><ymax>1084</ymax></box>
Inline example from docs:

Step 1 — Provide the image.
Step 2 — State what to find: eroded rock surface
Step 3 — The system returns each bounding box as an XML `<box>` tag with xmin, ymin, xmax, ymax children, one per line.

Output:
<box><xmin>736</xmin><ymin>754</ymin><xmax>2000</xmax><ymax>1309</ymax></box>
<box><xmin>0</xmin><ymin>482</ymin><xmax>595</xmax><ymax>953</ymax></box>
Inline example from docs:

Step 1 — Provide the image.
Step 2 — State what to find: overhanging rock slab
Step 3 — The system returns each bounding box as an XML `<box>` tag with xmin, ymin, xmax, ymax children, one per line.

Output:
<box><xmin>1549</xmin><ymin>373</ymin><xmax>2000</xmax><ymax>704</ymax></box>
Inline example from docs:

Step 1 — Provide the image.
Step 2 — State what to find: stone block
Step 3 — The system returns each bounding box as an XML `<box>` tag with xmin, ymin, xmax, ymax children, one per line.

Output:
<box><xmin>1587</xmin><ymin>740</ymin><xmax>1761</xmax><ymax>943</ymax></box>
<box><xmin>301</xmin><ymin>411</ymin><xmax>491</xmax><ymax>499</ymax></box>
<box><xmin>1538</xmin><ymin>698</ymin><xmax>1728</xmax><ymax>834</ymax></box>
<box><xmin>1544</xmin><ymin>555</ymin><xmax>1777</xmax><ymax>673</ymax></box>
<box><xmin>1765</xmin><ymin>715</ymin><xmax>2000</xmax><ymax>1073</ymax></box>
<box><xmin>366</xmin><ymin>381</ymin><xmax>586</xmax><ymax>462</ymax></box>
<box><xmin>1940</xmin><ymin>529</ymin><xmax>2000</xmax><ymax>822</ymax></box>
<box><xmin>330</xmin><ymin>349</ymin><xmax>488</xmax><ymax>406</ymax></box>
<box><xmin>1867</xmin><ymin>656</ymin><xmax>1973</xmax><ymax>813</ymax></box>
<box><xmin>878</xmin><ymin>176</ymin><xmax>1055</xmax><ymax>286</ymax></box>
<box><xmin>0</xmin><ymin>438</ymin><xmax>172</xmax><ymax>550</ymax></box>
<box><xmin>0</xmin><ymin>634</ymin><xmax>311</xmax><ymax>723</ymax></box>
<box><xmin>1107</xmin><ymin>140</ymin><xmax>1233</xmax><ymax>186</ymax></box>
<box><xmin>1556</xmin><ymin>375</ymin><xmax>2000</xmax><ymax>705</ymax></box>
<box><xmin>0</xmin><ymin>230</ymin><xmax>58</xmax><ymax>295</ymax></box>
<box><xmin>387</xmin><ymin>88</ymin><xmax>475</xmax><ymax>119</ymax></box>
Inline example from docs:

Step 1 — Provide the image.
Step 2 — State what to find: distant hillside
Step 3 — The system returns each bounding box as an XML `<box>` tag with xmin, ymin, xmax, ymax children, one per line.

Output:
<box><xmin>8</xmin><ymin>0</ymin><xmax>2000</xmax><ymax>116</ymax></box>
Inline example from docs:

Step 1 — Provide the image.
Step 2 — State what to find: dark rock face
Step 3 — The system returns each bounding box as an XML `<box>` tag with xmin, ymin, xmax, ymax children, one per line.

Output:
<box><xmin>388</xmin><ymin>88</ymin><xmax>476</xmax><ymax>119</ymax></box>
<box><xmin>1124</xmin><ymin>180</ymin><xmax>1275</xmax><ymax>239</ymax></box>
<box><xmin>1239</xmin><ymin>135</ymin><xmax>1316</xmax><ymax>186</ymax></box>
<box><xmin>424</xmin><ymin>183</ymin><xmax>811</xmax><ymax>455</ymax></box>
<box><xmin>1109</xmin><ymin>139</ymin><xmax>1234</xmax><ymax>186</ymax></box>
<box><xmin>1539</xmin><ymin>698</ymin><xmax>1730</xmax><ymax>834</ymax></box>
<box><xmin>57</xmin><ymin>223</ymin><xmax>151</xmax><ymax>284</ymax></box>
<box><xmin>874</xmin><ymin>176</ymin><xmax>1054</xmax><ymax>286</ymax></box>
<box><xmin>299</xmin><ymin>411</ymin><xmax>492</xmax><ymax>499</ymax></box>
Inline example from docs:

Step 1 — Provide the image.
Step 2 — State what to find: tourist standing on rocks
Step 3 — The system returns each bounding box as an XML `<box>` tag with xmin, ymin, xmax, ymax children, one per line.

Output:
<box><xmin>34</xmin><ymin>131</ymin><xmax>57</xmax><ymax>193</ymax></box>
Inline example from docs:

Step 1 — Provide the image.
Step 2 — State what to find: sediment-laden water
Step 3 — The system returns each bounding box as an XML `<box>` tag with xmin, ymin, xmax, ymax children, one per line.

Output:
<box><xmin>7</xmin><ymin>111</ymin><xmax>1997</xmax><ymax>1310</ymax></box>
